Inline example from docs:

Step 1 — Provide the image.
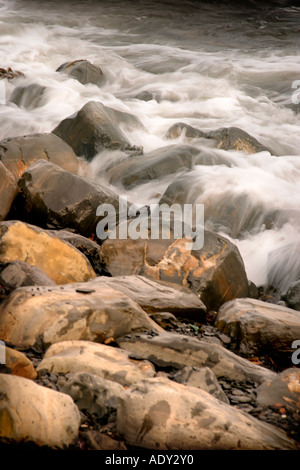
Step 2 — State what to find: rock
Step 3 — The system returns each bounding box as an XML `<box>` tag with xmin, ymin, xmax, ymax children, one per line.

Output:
<box><xmin>172</xmin><ymin>366</ymin><xmax>229</xmax><ymax>403</ymax></box>
<box><xmin>0</xmin><ymin>220</ymin><xmax>96</xmax><ymax>284</ymax></box>
<box><xmin>9</xmin><ymin>83</ymin><xmax>46</xmax><ymax>109</ymax></box>
<box><xmin>61</xmin><ymin>371</ymin><xmax>126</xmax><ymax>418</ymax></box>
<box><xmin>0</xmin><ymin>281</ymin><xmax>161</xmax><ymax>349</ymax></box>
<box><xmin>52</xmin><ymin>101</ymin><xmax>143</xmax><ymax>160</ymax></box>
<box><xmin>0</xmin><ymin>162</ymin><xmax>19</xmax><ymax>221</ymax></box>
<box><xmin>282</xmin><ymin>280</ymin><xmax>300</xmax><ymax>311</ymax></box>
<box><xmin>56</xmin><ymin>59</ymin><xmax>104</xmax><ymax>86</ymax></box>
<box><xmin>88</xmin><ymin>275</ymin><xmax>207</xmax><ymax>321</ymax></box>
<box><xmin>215</xmin><ymin>298</ymin><xmax>300</xmax><ymax>362</ymax></box>
<box><xmin>116</xmin><ymin>377</ymin><xmax>297</xmax><ymax>449</ymax></box>
<box><xmin>80</xmin><ymin>431</ymin><xmax>127</xmax><ymax>450</ymax></box>
<box><xmin>11</xmin><ymin>160</ymin><xmax>124</xmax><ymax>238</ymax></box>
<box><xmin>37</xmin><ymin>340</ymin><xmax>156</xmax><ymax>386</ymax></box>
<box><xmin>207</xmin><ymin>127</ymin><xmax>270</xmax><ymax>154</ymax></box>
<box><xmin>100</xmin><ymin>230</ymin><xmax>249</xmax><ymax>311</ymax></box>
<box><xmin>107</xmin><ymin>144</ymin><xmax>200</xmax><ymax>189</ymax></box>
<box><xmin>2</xmin><ymin>347</ymin><xmax>37</xmax><ymax>379</ymax></box>
<box><xmin>117</xmin><ymin>332</ymin><xmax>276</xmax><ymax>384</ymax></box>
<box><xmin>0</xmin><ymin>373</ymin><xmax>80</xmax><ymax>448</ymax></box>
<box><xmin>165</xmin><ymin>122</ymin><xmax>207</xmax><ymax>140</ymax></box>
<box><xmin>256</xmin><ymin>369</ymin><xmax>300</xmax><ymax>413</ymax></box>
<box><xmin>0</xmin><ymin>133</ymin><xmax>81</xmax><ymax>180</ymax></box>
<box><xmin>0</xmin><ymin>261</ymin><xmax>55</xmax><ymax>293</ymax></box>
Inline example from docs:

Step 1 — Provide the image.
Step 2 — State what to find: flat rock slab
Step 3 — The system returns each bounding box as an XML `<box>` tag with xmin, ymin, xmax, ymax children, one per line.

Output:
<box><xmin>117</xmin><ymin>332</ymin><xmax>276</xmax><ymax>384</ymax></box>
<box><xmin>0</xmin><ymin>220</ymin><xmax>96</xmax><ymax>284</ymax></box>
<box><xmin>116</xmin><ymin>377</ymin><xmax>297</xmax><ymax>450</ymax></box>
<box><xmin>0</xmin><ymin>282</ymin><xmax>161</xmax><ymax>349</ymax></box>
<box><xmin>89</xmin><ymin>275</ymin><xmax>207</xmax><ymax>321</ymax></box>
<box><xmin>0</xmin><ymin>373</ymin><xmax>80</xmax><ymax>448</ymax></box>
<box><xmin>216</xmin><ymin>298</ymin><xmax>300</xmax><ymax>359</ymax></box>
<box><xmin>256</xmin><ymin>368</ymin><xmax>300</xmax><ymax>414</ymax></box>
<box><xmin>100</xmin><ymin>231</ymin><xmax>249</xmax><ymax>311</ymax></box>
<box><xmin>0</xmin><ymin>132</ymin><xmax>80</xmax><ymax>179</ymax></box>
<box><xmin>52</xmin><ymin>100</ymin><xmax>143</xmax><ymax>160</ymax></box>
<box><xmin>37</xmin><ymin>340</ymin><xmax>156</xmax><ymax>386</ymax></box>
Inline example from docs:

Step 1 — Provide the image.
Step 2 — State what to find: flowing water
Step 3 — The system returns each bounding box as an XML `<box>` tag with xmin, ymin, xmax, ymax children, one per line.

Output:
<box><xmin>0</xmin><ymin>0</ymin><xmax>300</xmax><ymax>293</ymax></box>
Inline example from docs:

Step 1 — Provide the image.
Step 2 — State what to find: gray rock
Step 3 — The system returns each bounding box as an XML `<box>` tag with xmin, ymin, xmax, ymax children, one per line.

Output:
<box><xmin>0</xmin><ymin>260</ymin><xmax>55</xmax><ymax>290</ymax></box>
<box><xmin>56</xmin><ymin>59</ymin><xmax>104</xmax><ymax>86</ymax></box>
<box><xmin>165</xmin><ymin>122</ymin><xmax>207</xmax><ymax>139</ymax></box>
<box><xmin>52</xmin><ymin>101</ymin><xmax>143</xmax><ymax>160</ymax></box>
<box><xmin>282</xmin><ymin>280</ymin><xmax>300</xmax><ymax>311</ymax></box>
<box><xmin>206</xmin><ymin>126</ymin><xmax>270</xmax><ymax>154</ymax></box>
<box><xmin>9</xmin><ymin>83</ymin><xmax>46</xmax><ymax>109</ymax></box>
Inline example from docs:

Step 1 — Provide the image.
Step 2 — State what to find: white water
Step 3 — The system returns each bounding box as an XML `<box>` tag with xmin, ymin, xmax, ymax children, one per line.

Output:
<box><xmin>0</xmin><ymin>0</ymin><xmax>300</xmax><ymax>293</ymax></box>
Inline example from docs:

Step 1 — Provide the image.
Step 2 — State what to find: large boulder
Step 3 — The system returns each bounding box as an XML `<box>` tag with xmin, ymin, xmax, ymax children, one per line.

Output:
<box><xmin>0</xmin><ymin>373</ymin><xmax>80</xmax><ymax>448</ymax></box>
<box><xmin>0</xmin><ymin>133</ymin><xmax>81</xmax><ymax>179</ymax></box>
<box><xmin>215</xmin><ymin>298</ymin><xmax>300</xmax><ymax>362</ymax></box>
<box><xmin>0</xmin><ymin>220</ymin><xmax>96</xmax><ymax>284</ymax></box>
<box><xmin>52</xmin><ymin>101</ymin><xmax>143</xmax><ymax>160</ymax></box>
<box><xmin>100</xmin><ymin>230</ymin><xmax>249</xmax><ymax>311</ymax></box>
<box><xmin>37</xmin><ymin>340</ymin><xmax>156</xmax><ymax>386</ymax></box>
<box><xmin>107</xmin><ymin>144</ymin><xmax>200</xmax><ymax>189</ymax></box>
<box><xmin>116</xmin><ymin>332</ymin><xmax>276</xmax><ymax>384</ymax></box>
<box><xmin>89</xmin><ymin>275</ymin><xmax>207</xmax><ymax>321</ymax></box>
<box><xmin>56</xmin><ymin>59</ymin><xmax>105</xmax><ymax>86</ymax></box>
<box><xmin>0</xmin><ymin>161</ymin><xmax>19</xmax><ymax>221</ymax></box>
<box><xmin>0</xmin><ymin>281</ymin><xmax>161</xmax><ymax>349</ymax></box>
<box><xmin>11</xmin><ymin>160</ymin><xmax>124</xmax><ymax>238</ymax></box>
<box><xmin>116</xmin><ymin>377</ymin><xmax>297</xmax><ymax>450</ymax></box>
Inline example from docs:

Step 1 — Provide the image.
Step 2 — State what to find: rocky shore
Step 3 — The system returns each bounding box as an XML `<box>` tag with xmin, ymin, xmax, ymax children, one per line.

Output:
<box><xmin>0</xmin><ymin>61</ymin><xmax>299</xmax><ymax>451</ymax></box>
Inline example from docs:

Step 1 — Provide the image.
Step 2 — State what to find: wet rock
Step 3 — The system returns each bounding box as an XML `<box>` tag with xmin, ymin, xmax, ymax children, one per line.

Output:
<box><xmin>116</xmin><ymin>377</ymin><xmax>297</xmax><ymax>450</ymax></box>
<box><xmin>172</xmin><ymin>366</ymin><xmax>229</xmax><ymax>403</ymax></box>
<box><xmin>207</xmin><ymin>127</ymin><xmax>270</xmax><ymax>154</ymax></box>
<box><xmin>117</xmin><ymin>332</ymin><xmax>276</xmax><ymax>384</ymax></box>
<box><xmin>9</xmin><ymin>83</ymin><xmax>46</xmax><ymax>109</ymax></box>
<box><xmin>89</xmin><ymin>275</ymin><xmax>207</xmax><ymax>321</ymax></box>
<box><xmin>267</xmin><ymin>242</ymin><xmax>300</xmax><ymax>294</ymax></box>
<box><xmin>0</xmin><ymin>281</ymin><xmax>161</xmax><ymax>349</ymax></box>
<box><xmin>0</xmin><ymin>373</ymin><xmax>80</xmax><ymax>448</ymax></box>
<box><xmin>215</xmin><ymin>298</ymin><xmax>300</xmax><ymax>361</ymax></box>
<box><xmin>11</xmin><ymin>160</ymin><xmax>124</xmax><ymax>238</ymax></box>
<box><xmin>165</xmin><ymin>122</ymin><xmax>207</xmax><ymax>140</ymax></box>
<box><xmin>0</xmin><ymin>162</ymin><xmax>18</xmax><ymax>221</ymax></box>
<box><xmin>0</xmin><ymin>133</ymin><xmax>81</xmax><ymax>180</ymax></box>
<box><xmin>100</xmin><ymin>229</ymin><xmax>249</xmax><ymax>311</ymax></box>
<box><xmin>52</xmin><ymin>101</ymin><xmax>143</xmax><ymax>160</ymax></box>
<box><xmin>37</xmin><ymin>340</ymin><xmax>156</xmax><ymax>386</ymax></box>
<box><xmin>107</xmin><ymin>144</ymin><xmax>200</xmax><ymax>189</ymax></box>
<box><xmin>61</xmin><ymin>371</ymin><xmax>126</xmax><ymax>418</ymax></box>
<box><xmin>2</xmin><ymin>347</ymin><xmax>37</xmax><ymax>380</ymax></box>
<box><xmin>256</xmin><ymin>368</ymin><xmax>300</xmax><ymax>416</ymax></box>
<box><xmin>56</xmin><ymin>59</ymin><xmax>104</xmax><ymax>86</ymax></box>
<box><xmin>0</xmin><ymin>220</ymin><xmax>96</xmax><ymax>284</ymax></box>
<box><xmin>281</xmin><ymin>280</ymin><xmax>300</xmax><ymax>311</ymax></box>
<box><xmin>0</xmin><ymin>261</ymin><xmax>55</xmax><ymax>293</ymax></box>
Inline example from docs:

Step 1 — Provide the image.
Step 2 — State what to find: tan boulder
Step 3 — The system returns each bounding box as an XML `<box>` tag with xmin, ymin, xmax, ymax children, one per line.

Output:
<box><xmin>4</xmin><ymin>347</ymin><xmax>37</xmax><ymax>379</ymax></box>
<box><xmin>0</xmin><ymin>373</ymin><xmax>80</xmax><ymax>448</ymax></box>
<box><xmin>0</xmin><ymin>220</ymin><xmax>96</xmax><ymax>284</ymax></box>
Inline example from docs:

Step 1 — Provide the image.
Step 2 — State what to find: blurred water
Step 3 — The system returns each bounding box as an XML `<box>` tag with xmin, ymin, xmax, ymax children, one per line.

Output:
<box><xmin>0</xmin><ymin>0</ymin><xmax>299</xmax><ymax>292</ymax></box>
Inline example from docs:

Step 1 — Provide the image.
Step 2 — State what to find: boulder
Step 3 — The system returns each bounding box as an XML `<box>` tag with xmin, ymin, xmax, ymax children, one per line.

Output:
<box><xmin>0</xmin><ymin>373</ymin><xmax>80</xmax><ymax>448</ymax></box>
<box><xmin>11</xmin><ymin>160</ymin><xmax>124</xmax><ymax>238</ymax></box>
<box><xmin>282</xmin><ymin>280</ymin><xmax>300</xmax><ymax>311</ymax></box>
<box><xmin>0</xmin><ymin>162</ymin><xmax>19</xmax><ymax>221</ymax></box>
<box><xmin>107</xmin><ymin>144</ymin><xmax>200</xmax><ymax>189</ymax></box>
<box><xmin>89</xmin><ymin>275</ymin><xmax>207</xmax><ymax>321</ymax></box>
<box><xmin>215</xmin><ymin>298</ymin><xmax>300</xmax><ymax>361</ymax></box>
<box><xmin>9</xmin><ymin>83</ymin><xmax>46</xmax><ymax>109</ymax></box>
<box><xmin>37</xmin><ymin>340</ymin><xmax>156</xmax><ymax>386</ymax></box>
<box><xmin>0</xmin><ymin>220</ymin><xmax>96</xmax><ymax>284</ymax></box>
<box><xmin>0</xmin><ymin>133</ymin><xmax>80</xmax><ymax>179</ymax></box>
<box><xmin>165</xmin><ymin>122</ymin><xmax>207</xmax><ymax>140</ymax></box>
<box><xmin>256</xmin><ymin>368</ymin><xmax>300</xmax><ymax>415</ymax></box>
<box><xmin>100</xmin><ymin>230</ymin><xmax>249</xmax><ymax>311</ymax></box>
<box><xmin>207</xmin><ymin>127</ymin><xmax>270</xmax><ymax>154</ymax></box>
<box><xmin>116</xmin><ymin>377</ymin><xmax>297</xmax><ymax>450</ymax></box>
<box><xmin>52</xmin><ymin>101</ymin><xmax>143</xmax><ymax>160</ymax></box>
<box><xmin>0</xmin><ymin>281</ymin><xmax>161</xmax><ymax>349</ymax></box>
<box><xmin>56</xmin><ymin>59</ymin><xmax>104</xmax><ymax>86</ymax></box>
<box><xmin>2</xmin><ymin>346</ymin><xmax>37</xmax><ymax>380</ymax></box>
<box><xmin>116</xmin><ymin>332</ymin><xmax>276</xmax><ymax>384</ymax></box>
<box><xmin>171</xmin><ymin>366</ymin><xmax>229</xmax><ymax>403</ymax></box>
<box><xmin>0</xmin><ymin>261</ymin><xmax>55</xmax><ymax>292</ymax></box>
